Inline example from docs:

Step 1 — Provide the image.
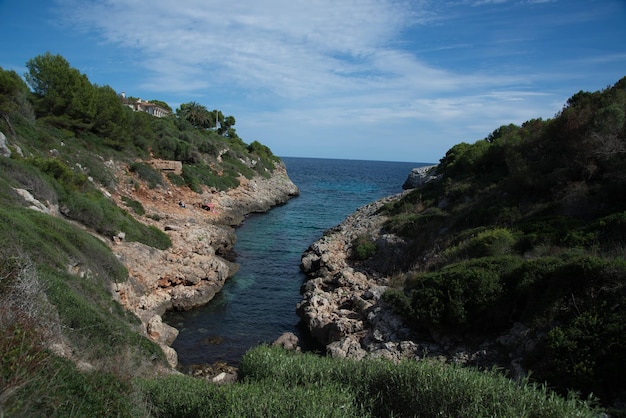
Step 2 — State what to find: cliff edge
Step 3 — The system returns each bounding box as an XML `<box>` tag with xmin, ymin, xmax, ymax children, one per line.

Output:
<box><xmin>110</xmin><ymin>161</ymin><xmax>298</xmax><ymax>366</ymax></box>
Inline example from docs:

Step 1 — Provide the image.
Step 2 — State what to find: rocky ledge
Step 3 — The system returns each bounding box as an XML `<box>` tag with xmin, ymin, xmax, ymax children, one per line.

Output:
<box><xmin>110</xmin><ymin>162</ymin><xmax>299</xmax><ymax>367</ymax></box>
<box><xmin>297</xmin><ymin>190</ymin><xmax>534</xmax><ymax>377</ymax></box>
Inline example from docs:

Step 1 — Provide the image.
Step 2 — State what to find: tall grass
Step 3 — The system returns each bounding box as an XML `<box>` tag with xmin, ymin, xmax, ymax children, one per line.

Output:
<box><xmin>139</xmin><ymin>345</ymin><xmax>601</xmax><ymax>418</ymax></box>
<box><xmin>0</xmin><ymin>241</ymin><xmax>164</xmax><ymax>417</ymax></box>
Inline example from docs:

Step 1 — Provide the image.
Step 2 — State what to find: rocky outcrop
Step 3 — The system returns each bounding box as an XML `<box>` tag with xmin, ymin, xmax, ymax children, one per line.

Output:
<box><xmin>402</xmin><ymin>164</ymin><xmax>440</xmax><ymax>189</ymax></box>
<box><xmin>214</xmin><ymin>161</ymin><xmax>299</xmax><ymax>225</ymax></box>
<box><xmin>297</xmin><ymin>193</ymin><xmax>424</xmax><ymax>362</ymax></box>
<box><xmin>297</xmin><ymin>189</ymin><xmax>533</xmax><ymax>375</ymax></box>
<box><xmin>107</xmin><ymin>160</ymin><xmax>299</xmax><ymax>367</ymax></box>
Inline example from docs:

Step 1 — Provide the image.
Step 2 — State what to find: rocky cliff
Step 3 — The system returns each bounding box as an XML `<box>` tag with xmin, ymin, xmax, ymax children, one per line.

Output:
<box><xmin>109</xmin><ymin>161</ymin><xmax>298</xmax><ymax>367</ymax></box>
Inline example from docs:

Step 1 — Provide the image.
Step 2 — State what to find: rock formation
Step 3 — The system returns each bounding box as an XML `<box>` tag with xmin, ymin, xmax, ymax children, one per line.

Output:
<box><xmin>402</xmin><ymin>164</ymin><xmax>440</xmax><ymax>189</ymax></box>
<box><xmin>298</xmin><ymin>193</ymin><xmax>423</xmax><ymax>362</ymax></box>
<box><xmin>107</xmin><ymin>161</ymin><xmax>298</xmax><ymax>367</ymax></box>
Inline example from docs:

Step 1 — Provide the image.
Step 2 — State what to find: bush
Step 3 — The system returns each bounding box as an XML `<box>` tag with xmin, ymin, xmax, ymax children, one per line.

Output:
<box><xmin>443</xmin><ymin>227</ymin><xmax>516</xmax><ymax>262</ymax></box>
<box><xmin>0</xmin><ymin>157</ymin><xmax>58</xmax><ymax>206</ymax></box>
<box><xmin>182</xmin><ymin>163</ymin><xmax>240</xmax><ymax>192</ymax></box>
<box><xmin>138</xmin><ymin>375</ymin><xmax>360</xmax><ymax>418</ymax></box>
<box><xmin>29</xmin><ymin>156</ymin><xmax>87</xmax><ymax>191</ymax></box>
<box><xmin>391</xmin><ymin>256</ymin><xmax>525</xmax><ymax>333</ymax></box>
<box><xmin>6</xmin><ymin>355</ymin><xmax>144</xmax><ymax>417</ymax></box>
<box><xmin>352</xmin><ymin>234</ymin><xmax>377</xmax><ymax>260</ymax></box>
<box><xmin>384</xmin><ymin>207</ymin><xmax>448</xmax><ymax>237</ymax></box>
<box><xmin>122</xmin><ymin>196</ymin><xmax>145</xmax><ymax>216</ymax></box>
<box><xmin>166</xmin><ymin>172</ymin><xmax>186</xmax><ymax>187</ymax></box>
<box><xmin>129</xmin><ymin>162</ymin><xmax>165</xmax><ymax>189</ymax></box>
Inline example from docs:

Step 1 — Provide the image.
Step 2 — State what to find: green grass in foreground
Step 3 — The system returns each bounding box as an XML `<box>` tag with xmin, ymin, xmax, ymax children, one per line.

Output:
<box><xmin>139</xmin><ymin>345</ymin><xmax>601</xmax><ymax>418</ymax></box>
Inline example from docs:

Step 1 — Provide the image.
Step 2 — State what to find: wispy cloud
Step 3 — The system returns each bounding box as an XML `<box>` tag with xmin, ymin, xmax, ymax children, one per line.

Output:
<box><xmin>49</xmin><ymin>0</ymin><xmax>625</xmax><ymax>161</ymax></box>
<box><xmin>59</xmin><ymin>0</ymin><xmax>426</xmax><ymax>97</ymax></box>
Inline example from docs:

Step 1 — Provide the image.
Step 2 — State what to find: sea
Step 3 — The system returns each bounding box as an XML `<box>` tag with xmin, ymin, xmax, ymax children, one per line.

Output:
<box><xmin>163</xmin><ymin>157</ymin><xmax>431</xmax><ymax>367</ymax></box>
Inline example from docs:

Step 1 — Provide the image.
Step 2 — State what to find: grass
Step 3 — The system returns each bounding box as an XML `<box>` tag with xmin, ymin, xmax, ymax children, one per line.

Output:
<box><xmin>138</xmin><ymin>345</ymin><xmax>601</xmax><ymax>418</ymax></box>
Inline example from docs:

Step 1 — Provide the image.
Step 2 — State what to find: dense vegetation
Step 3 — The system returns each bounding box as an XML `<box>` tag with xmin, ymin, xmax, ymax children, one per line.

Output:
<box><xmin>140</xmin><ymin>344</ymin><xmax>600</xmax><ymax>417</ymax></box>
<box><xmin>380</xmin><ymin>77</ymin><xmax>626</xmax><ymax>411</ymax></box>
<box><xmin>0</xmin><ymin>52</ymin><xmax>616</xmax><ymax>416</ymax></box>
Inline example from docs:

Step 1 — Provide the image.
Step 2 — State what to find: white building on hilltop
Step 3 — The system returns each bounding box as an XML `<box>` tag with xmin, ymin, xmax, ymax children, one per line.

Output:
<box><xmin>119</xmin><ymin>92</ymin><xmax>171</xmax><ymax>118</ymax></box>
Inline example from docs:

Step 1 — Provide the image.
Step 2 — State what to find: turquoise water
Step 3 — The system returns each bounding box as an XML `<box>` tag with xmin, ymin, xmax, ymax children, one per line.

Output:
<box><xmin>164</xmin><ymin>157</ymin><xmax>430</xmax><ymax>366</ymax></box>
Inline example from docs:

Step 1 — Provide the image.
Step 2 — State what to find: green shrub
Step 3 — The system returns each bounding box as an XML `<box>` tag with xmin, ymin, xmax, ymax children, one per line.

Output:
<box><xmin>223</xmin><ymin>152</ymin><xmax>255</xmax><ymax>179</ymax></box>
<box><xmin>7</xmin><ymin>355</ymin><xmax>145</xmax><ymax>417</ymax></box>
<box><xmin>352</xmin><ymin>234</ymin><xmax>377</xmax><ymax>260</ymax></box>
<box><xmin>392</xmin><ymin>256</ymin><xmax>525</xmax><ymax>333</ymax></box>
<box><xmin>129</xmin><ymin>162</ymin><xmax>165</xmax><ymax>189</ymax></box>
<box><xmin>542</xmin><ymin>307</ymin><xmax>626</xmax><ymax>403</ymax></box>
<box><xmin>182</xmin><ymin>163</ymin><xmax>240</xmax><ymax>192</ymax></box>
<box><xmin>385</xmin><ymin>207</ymin><xmax>448</xmax><ymax>237</ymax></box>
<box><xmin>76</xmin><ymin>153</ymin><xmax>116</xmax><ymax>187</ymax></box>
<box><xmin>443</xmin><ymin>227</ymin><xmax>516</xmax><ymax>262</ymax></box>
<box><xmin>166</xmin><ymin>172</ymin><xmax>186</xmax><ymax>187</ymax></box>
<box><xmin>122</xmin><ymin>196</ymin><xmax>145</xmax><ymax>216</ymax></box>
<box><xmin>595</xmin><ymin>211</ymin><xmax>626</xmax><ymax>249</ymax></box>
<box><xmin>139</xmin><ymin>374</ymin><xmax>361</xmax><ymax>418</ymax></box>
<box><xmin>63</xmin><ymin>191</ymin><xmax>108</xmax><ymax>232</ymax></box>
<box><xmin>125</xmin><ymin>224</ymin><xmax>171</xmax><ymax>250</ymax></box>
<box><xmin>29</xmin><ymin>157</ymin><xmax>88</xmax><ymax>191</ymax></box>
<box><xmin>0</xmin><ymin>222</ymin><xmax>163</xmax><ymax>417</ymax></box>
<box><xmin>41</xmin><ymin>266</ymin><xmax>162</xmax><ymax>362</ymax></box>
<box><xmin>0</xmin><ymin>157</ymin><xmax>58</xmax><ymax>206</ymax></box>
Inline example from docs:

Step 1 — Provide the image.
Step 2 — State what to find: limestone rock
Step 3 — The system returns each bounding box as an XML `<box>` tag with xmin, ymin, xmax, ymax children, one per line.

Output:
<box><xmin>13</xmin><ymin>188</ymin><xmax>50</xmax><ymax>214</ymax></box>
<box><xmin>272</xmin><ymin>332</ymin><xmax>300</xmax><ymax>351</ymax></box>
<box><xmin>147</xmin><ymin>314</ymin><xmax>179</xmax><ymax>346</ymax></box>
<box><xmin>104</xmin><ymin>160</ymin><xmax>298</xmax><ymax>369</ymax></box>
<box><xmin>297</xmin><ymin>190</ymin><xmax>512</xmax><ymax>369</ymax></box>
<box><xmin>161</xmin><ymin>344</ymin><xmax>178</xmax><ymax>368</ymax></box>
<box><xmin>402</xmin><ymin>165</ymin><xmax>440</xmax><ymax>189</ymax></box>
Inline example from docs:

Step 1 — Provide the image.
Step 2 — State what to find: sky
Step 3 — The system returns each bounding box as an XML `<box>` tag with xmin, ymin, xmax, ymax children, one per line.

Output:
<box><xmin>1</xmin><ymin>0</ymin><xmax>625</xmax><ymax>163</ymax></box>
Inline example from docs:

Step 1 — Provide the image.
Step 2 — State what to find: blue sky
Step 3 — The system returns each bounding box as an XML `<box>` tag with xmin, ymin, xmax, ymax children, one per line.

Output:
<box><xmin>1</xmin><ymin>0</ymin><xmax>625</xmax><ymax>163</ymax></box>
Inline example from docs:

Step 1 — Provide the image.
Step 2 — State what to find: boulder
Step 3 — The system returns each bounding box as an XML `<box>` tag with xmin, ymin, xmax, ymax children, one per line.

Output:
<box><xmin>13</xmin><ymin>188</ymin><xmax>50</xmax><ymax>214</ymax></box>
<box><xmin>402</xmin><ymin>165</ymin><xmax>440</xmax><ymax>189</ymax></box>
<box><xmin>147</xmin><ymin>314</ymin><xmax>179</xmax><ymax>346</ymax></box>
<box><xmin>272</xmin><ymin>332</ymin><xmax>300</xmax><ymax>351</ymax></box>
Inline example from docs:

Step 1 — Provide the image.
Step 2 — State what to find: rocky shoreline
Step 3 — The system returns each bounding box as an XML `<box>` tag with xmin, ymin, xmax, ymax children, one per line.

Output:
<box><xmin>297</xmin><ymin>188</ymin><xmax>534</xmax><ymax>378</ymax></box>
<box><xmin>110</xmin><ymin>162</ymin><xmax>299</xmax><ymax>367</ymax></box>
<box><xmin>297</xmin><ymin>193</ymin><xmax>423</xmax><ymax>361</ymax></box>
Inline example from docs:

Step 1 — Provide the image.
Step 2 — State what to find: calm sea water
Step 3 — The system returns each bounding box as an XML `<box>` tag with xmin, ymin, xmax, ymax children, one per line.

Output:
<box><xmin>164</xmin><ymin>157</ymin><xmax>430</xmax><ymax>367</ymax></box>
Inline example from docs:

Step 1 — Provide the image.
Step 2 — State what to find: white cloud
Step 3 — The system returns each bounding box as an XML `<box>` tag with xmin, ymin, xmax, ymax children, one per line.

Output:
<box><xmin>58</xmin><ymin>0</ymin><xmax>424</xmax><ymax>97</ymax></box>
<box><xmin>50</xmin><ymin>0</ymin><xmax>625</xmax><ymax>161</ymax></box>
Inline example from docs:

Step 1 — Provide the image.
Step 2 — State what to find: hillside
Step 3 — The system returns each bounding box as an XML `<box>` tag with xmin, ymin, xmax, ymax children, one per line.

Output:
<box><xmin>298</xmin><ymin>76</ymin><xmax>626</xmax><ymax>412</ymax></box>
<box><xmin>0</xmin><ymin>54</ymin><xmax>298</xmax><ymax>415</ymax></box>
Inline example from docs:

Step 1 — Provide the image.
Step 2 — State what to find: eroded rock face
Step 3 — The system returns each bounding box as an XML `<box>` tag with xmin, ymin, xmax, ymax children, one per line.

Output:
<box><xmin>272</xmin><ymin>332</ymin><xmax>300</xmax><ymax>351</ymax></box>
<box><xmin>107</xmin><ymin>161</ymin><xmax>299</xmax><ymax>368</ymax></box>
